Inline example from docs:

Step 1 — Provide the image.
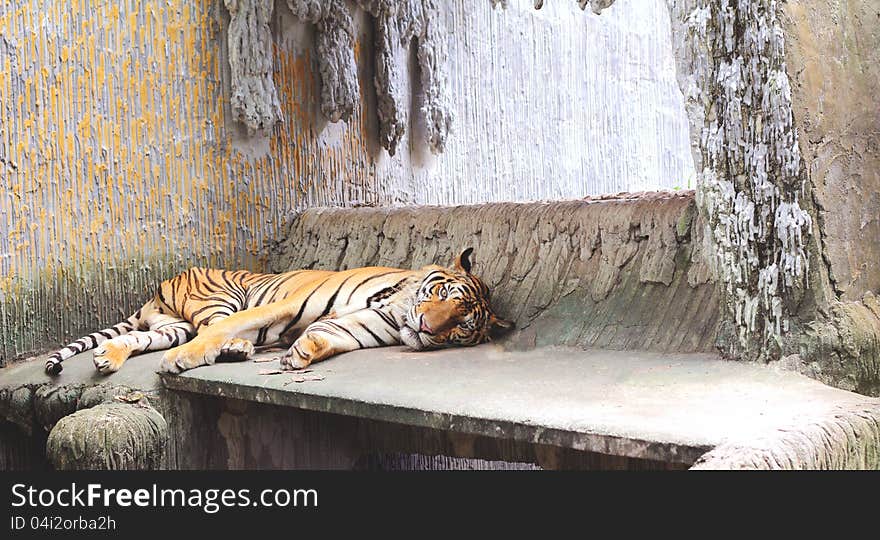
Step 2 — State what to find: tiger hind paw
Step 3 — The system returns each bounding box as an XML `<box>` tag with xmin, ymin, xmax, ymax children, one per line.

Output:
<box><xmin>93</xmin><ymin>342</ymin><xmax>131</xmax><ymax>374</ymax></box>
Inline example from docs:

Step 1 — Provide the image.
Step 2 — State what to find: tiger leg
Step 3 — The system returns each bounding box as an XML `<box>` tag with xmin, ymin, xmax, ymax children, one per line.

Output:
<box><xmin>93</xmin><ymin>313</ymin><xmax>194</xmax><ymax>374</ymax></box>
<box><xmin>159</xmin><ymin>297</ymin><xmax>309</xmax><ymax>374</ymax></box>
<box><xmin>280</xmin><ymin>308</ymin><xmax>401</xmax><ymax>369</ymax></box>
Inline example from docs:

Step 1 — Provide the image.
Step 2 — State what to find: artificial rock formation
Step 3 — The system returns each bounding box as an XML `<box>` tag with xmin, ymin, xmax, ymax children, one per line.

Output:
<box><xmin>691</xmin><ymin>406</ymin><xmax>880</xmax><ymax>470</ymax></box>
<box><xmin>666</xmin><ymin>0</ymin><xmax>880</xmax><ymax>395</ymax></box>
<box><xmin>225</xmin><ymin>0</ymin><xmax>625</xmax><ymax>151</ymax></box>
<box><xmin>286</xmin><ymin>0</ymin><xmax>359</xmax><ymax>123</ymax></box>
<box><xmin>225</xmin><ymin>0</ymin><xmax>283</xmax><ymax>134</ymax></box>
<box><xmin>355</xmin><ymin>0</ymin><xmax>453</xmax><ymax>155</ymax></box>
<box><xmin>493</xmin><ymin>0</ymin><xmax>615</xmax><ymax>15</ymax></box>
<box><xmin>225</xmin><ymin>0</ymin><xmax>453</xmax><ymax>154</ymax></box>
<box><xmin>47</xmin><ymin>400</ymin><xmax>167</xmax><ymax>470</ymax></box>
<box><xmin>675</xmin><ymin>0</ymin><xmax>813</xmax><ymax>360</ymax></box>
<box><xmin>781</xmin><ymin>1</ymin><xmax>880</xmax><ymax>303</ymax></box>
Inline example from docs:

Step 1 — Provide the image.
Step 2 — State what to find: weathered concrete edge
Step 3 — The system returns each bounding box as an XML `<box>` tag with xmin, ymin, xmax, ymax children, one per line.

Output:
<box><xmin>0</xmin><ymin>381</ymin><xmax>161</xmax><ymax>436</ymax></box>
<box><xmin>159</xmin><ymin>373</ymin><xmax>711</xmax><ymax>465</ymax></box>
<box><xmin>691</xmin><ymin>406</ymin><xmax>880</xmax><ymax>470</ymax></box>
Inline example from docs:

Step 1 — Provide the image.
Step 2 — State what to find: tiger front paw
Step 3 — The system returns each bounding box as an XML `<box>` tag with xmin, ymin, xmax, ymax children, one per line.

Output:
<box><xmin>218</xmin><ymin>338</ymin><xmax>254</xmax><ymax>362</ymax></box>
<box><xmin>280</xmin><ymin>333</ymin><xmax>329</xmax><ymax>370</ymax></box>
<box><xmin>399</xmin><ymin>326</ymin><xmax>424</xmax><ymax>351</ymax></box>
<box><xmin>158</xmin><ymin>337</ymin><xmax>223</xmax><ymax>374</ymax></box>
<box><xmin>93</xmin><ymin>341</ymin><xmax>131</xmax><ymax>374</ymax></box>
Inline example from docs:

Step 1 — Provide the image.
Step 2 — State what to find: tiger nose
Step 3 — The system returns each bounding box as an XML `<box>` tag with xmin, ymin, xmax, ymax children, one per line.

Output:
<box><xmin>419</xmin><ymin>317</ymin><xmax>433</xmax><ymax>334</ymax></box>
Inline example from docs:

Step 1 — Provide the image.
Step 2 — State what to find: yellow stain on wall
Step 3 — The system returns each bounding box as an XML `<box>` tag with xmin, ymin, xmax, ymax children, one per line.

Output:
<box><xmin>0</xmin><ymin>0</ymin><xmax>380</xmax><ymax>359</ymax></box>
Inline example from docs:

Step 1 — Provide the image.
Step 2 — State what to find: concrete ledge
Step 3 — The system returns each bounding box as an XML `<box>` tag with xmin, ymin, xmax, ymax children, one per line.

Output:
<box><xmin>691</xmin><ymin>408</ymin><xmax>880</xmax><ymax>469</ymax></box>
<box><xmin>160</xmin><ymin>344</ymin><xmax>880</xmax><ymax>467</ymax></box>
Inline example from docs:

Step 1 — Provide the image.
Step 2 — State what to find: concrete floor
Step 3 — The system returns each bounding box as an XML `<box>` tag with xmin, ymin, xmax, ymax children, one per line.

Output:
<box><xmin>3</xmin><ymin>343</ymin><xmax>877</xmax><ymax>465</ymax></box>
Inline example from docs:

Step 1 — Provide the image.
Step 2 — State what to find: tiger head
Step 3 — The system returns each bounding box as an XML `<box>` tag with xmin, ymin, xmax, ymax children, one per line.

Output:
<box><xmin>402</xmin><ymin>248</ymin><xmax>513</xmax><ymax>350</ymax></box>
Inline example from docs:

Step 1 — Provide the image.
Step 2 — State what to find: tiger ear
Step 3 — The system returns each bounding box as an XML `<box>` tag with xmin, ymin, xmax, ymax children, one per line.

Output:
<box><xmin>488</xmin><ymin>313</ymin><xmax>514</xmax><ymax>338</ymax></box>
<box><xmin>454</xmin><ymin>247</ymin><xmax>474</xmax><ymax>274</ymax></box>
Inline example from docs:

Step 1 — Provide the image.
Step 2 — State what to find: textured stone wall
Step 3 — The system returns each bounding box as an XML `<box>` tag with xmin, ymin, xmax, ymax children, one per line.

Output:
<box><xmin>268</xmin><ymin>192</ymin><xmax>719</xmax><ymax>353</ymax></box>
<box><xmin>780</xmin><ymin>0</ymin><xmax>880</xmax><ymax>304</ymax></box>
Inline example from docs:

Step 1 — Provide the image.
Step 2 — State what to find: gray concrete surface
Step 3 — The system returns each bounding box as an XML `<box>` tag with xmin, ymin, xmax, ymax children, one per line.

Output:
<box><xmin>0</xmin><ymin>353</ymin><xmax>163</xmax><ymax>394</ymax></box>
<box><xmin>160</xmin><ymin>344</ymin><xmax>879</xmax><ymax>465</ymax></box>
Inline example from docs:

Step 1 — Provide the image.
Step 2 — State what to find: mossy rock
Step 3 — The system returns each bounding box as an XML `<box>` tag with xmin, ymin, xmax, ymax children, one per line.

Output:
<box><xmin>47</xmin><ymin>401</ymin><xmax>167</xmax><ymax>470</ymax></box>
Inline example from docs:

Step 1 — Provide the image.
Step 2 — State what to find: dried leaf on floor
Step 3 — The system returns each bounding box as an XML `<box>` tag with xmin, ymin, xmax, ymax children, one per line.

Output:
<box><xmin>115</xmin><ymin>391</ymin><xmax>145</xmax><ymax>403</ymax></box>
<box><xmin>283</xmin><ymin>373</ymin><xmax>325</xmax><ymax>385</ymax></box>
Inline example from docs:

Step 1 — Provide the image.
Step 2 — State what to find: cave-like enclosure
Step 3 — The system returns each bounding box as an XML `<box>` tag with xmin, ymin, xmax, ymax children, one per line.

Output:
<box><xmin>0</xmin><ymin>0</ymin><xmax>878</xmax><ymax>470</ymax></box>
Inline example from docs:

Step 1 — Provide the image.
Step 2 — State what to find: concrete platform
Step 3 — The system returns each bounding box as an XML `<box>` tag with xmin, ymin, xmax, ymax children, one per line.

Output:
<box><xmin>3</xmin><ymin>344</ymin><xmax>878</xmax><ymax>468</ymax></box>
<box><xmin>158</xmin><ymin>344</ymin><xmax>879</xmax><ymax>465</ymax></box>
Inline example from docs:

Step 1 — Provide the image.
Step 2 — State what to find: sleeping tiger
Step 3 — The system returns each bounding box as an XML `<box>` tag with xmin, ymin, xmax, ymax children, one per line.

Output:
<box><xmin>45</xmin><ymin>248</ymin><xmax>512</xmax><ymax>376</ymax></box>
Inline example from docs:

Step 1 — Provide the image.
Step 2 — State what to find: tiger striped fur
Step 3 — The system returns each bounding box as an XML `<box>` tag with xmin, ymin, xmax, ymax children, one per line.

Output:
<box><xmin>45</xmin><ymin>249</ymin><xmax>512</xmax><ymax>376</ymax></box>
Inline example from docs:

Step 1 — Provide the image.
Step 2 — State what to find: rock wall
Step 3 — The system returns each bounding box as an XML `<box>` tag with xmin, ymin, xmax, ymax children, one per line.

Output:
<box><xmin>665</xmin><ymin>0</ymin><xmax>880</xmax><ymax>395</ymax></box>
<box><xmin>268</xmin><ymin>192</ymin><xmax>720</xmax><ymax>353</ymax></box>
<box><xmin>780</xmin><ymin>0</ymin><xmax>880</xmax><ymax>304</ymax></box>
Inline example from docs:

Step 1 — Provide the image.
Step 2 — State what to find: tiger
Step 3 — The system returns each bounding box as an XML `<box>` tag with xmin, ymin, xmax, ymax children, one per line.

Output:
<box><xmin>45</xmin><ymin>248</ymin><xmax>512</xmax><ymax>376</ymax></box>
